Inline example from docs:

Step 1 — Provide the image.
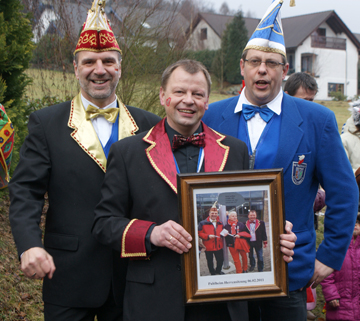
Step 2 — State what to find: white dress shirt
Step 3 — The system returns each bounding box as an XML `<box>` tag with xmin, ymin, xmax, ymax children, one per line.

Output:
<box><xmin>81</xmin><ymin>95</ymin><xmax>118</xmax><ymax>147</ymax></box>
<box><xmin>234</xmin><ymin>88</ymin><xmax>283</xmax><ymax>152</ymax></box>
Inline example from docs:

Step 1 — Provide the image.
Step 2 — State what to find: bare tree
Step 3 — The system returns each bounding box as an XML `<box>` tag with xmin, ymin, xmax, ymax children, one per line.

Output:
<box><xmin>23</xmin><ymin>0</ymin><xmax>190</xmax><ymax>115</ymax></box>
<box><xmin>219</xmin><ymin>2</ymin><xmax>230</xmax><ymax>15</ymax></box>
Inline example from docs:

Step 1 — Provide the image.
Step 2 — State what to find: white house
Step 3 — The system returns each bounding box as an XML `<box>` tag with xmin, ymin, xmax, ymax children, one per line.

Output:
<box><xmin>186</xmin><ymin>11</ymin><xmax>360</xmax><ymax>100</ymax></box>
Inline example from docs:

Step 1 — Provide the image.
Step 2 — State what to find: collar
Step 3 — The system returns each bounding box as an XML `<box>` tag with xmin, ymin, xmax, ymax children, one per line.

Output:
<box><xmin>143</xmin><ymin>119</ymin><xmax>229</xmax><ymax>193</ymax></box>
<box><xmin>81</xmin><ymin>94</ymin><xmax>118</xmax><ymax>111</ymax></box>
<box><xmin>165</xmin><ymin>119</ymin><xmax>203</xmax><ymax>150</ymax></box>
<box><xmin>234</xmin><ymin>87</ymin><xmax>283</xmax><ymax>116</ymax></box>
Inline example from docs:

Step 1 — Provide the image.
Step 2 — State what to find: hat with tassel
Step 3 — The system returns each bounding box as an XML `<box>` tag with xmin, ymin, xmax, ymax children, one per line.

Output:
<box><xmin>74</xmin><ymin>0</ymin><xmax>121</xmax><ymax>55</ymax></box>
<box><xmin>244</xmin><ymin>0</ymin><xmax>295</xmax><ymax>57</ymax></box>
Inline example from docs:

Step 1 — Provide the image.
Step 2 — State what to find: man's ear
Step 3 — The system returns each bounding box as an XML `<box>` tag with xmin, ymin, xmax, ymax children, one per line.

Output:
<box><xmin>282</xmin><ymin>63</ymin><xmax>289</xmax><ymax>80</ymax></box>
<box><xmin>73</xmin><ymin>60</ymin><xmax>79</xmax><ymax>80</ymax></box>
<box><xmin>204</xmin><ymin>98</ymin><xmax>209</xmax><ymax>110</ymax></box>
<box><xmin>240</xmin><ymin>59</ymin><xmax>245</xmax><ymax>77</ymax></box>
<box><xmin>159</xmin><ymin>87</ymin><xmax>165</xmax><ymax>106</ymax></box>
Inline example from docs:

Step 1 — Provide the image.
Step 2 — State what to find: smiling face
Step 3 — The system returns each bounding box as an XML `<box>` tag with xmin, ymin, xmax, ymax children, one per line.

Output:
<box><xmin>209</xmin><ymin>208</ymin><xmax>218</xmax><ymax>221</ymax></box>
<box><xmin>248</xmin><ymin>211</ymin><xmax>257</xmax><ymax>221</ymax></box>
<box><xmin>240</xmin><ymin>49</ymin><xmax>289</xmax><ymax>106</ymax></box>
<box><xmin>228</xmin><ymin>212</ymin><xmax>237</xmax><ymax>222</ymax></box>
<box><xmin>73</xmin><ymin>51</ymin><xmax>121</xmax><ymax>108</ymax></box>
<box><xmin>159</xmin><ymin>66</ymin><xmax>209</xmax><ymax>137</ymax></box>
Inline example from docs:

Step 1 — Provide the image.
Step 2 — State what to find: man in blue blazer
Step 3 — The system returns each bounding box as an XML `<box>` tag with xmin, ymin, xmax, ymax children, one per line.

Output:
<box><xmin>202</xmin><ymin>1</ymin><xmax>358</xmax><ymax>320</ymax></box>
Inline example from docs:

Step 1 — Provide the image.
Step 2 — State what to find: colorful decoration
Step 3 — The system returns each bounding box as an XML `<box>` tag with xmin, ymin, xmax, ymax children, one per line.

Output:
<box><xmin>244</xmin><ymin>0</ymin><xmax>288</xmax><ymax>57</ymax></box>
<box><xmin>0</xmin><ymin>104</ymin><xmax>14</xmax><ymax>189</ymax></box>
<box><xmin>74</xmin><ymin>0</ymin><xmax>122</xmax><ymax>55</ymax></box>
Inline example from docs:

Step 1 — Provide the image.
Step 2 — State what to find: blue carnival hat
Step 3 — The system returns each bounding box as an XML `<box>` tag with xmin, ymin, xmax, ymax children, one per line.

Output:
<box><xmin>244</xmin><ymin>0</ymin><xmax>294</xmax><ymax>57</ymax></box>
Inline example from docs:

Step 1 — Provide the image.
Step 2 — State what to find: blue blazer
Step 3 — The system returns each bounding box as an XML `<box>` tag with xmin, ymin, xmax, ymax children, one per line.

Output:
<box><xmin>203</xmin><ymin>93</ymin><xmax>358</xmax><ymax>291</ymax></box>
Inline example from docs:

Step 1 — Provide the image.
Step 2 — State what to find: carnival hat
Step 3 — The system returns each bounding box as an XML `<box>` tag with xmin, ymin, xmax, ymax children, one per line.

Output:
<box><xmin>74</xmin><ymin>0</ymin><xmax>121</xmax><ymax>55</ymax></box>
<box><xmin>244</xmin><ymin>0</ymin><xmax>295</xmax><ymax>57</ymax></box>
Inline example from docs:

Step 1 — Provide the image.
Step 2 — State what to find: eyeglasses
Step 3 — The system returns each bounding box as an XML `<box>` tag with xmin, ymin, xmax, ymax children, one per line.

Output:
<box><xmin>244</xmin><ymin>59</ymin><xmax>285</xmax><ymax>69</ymax></box>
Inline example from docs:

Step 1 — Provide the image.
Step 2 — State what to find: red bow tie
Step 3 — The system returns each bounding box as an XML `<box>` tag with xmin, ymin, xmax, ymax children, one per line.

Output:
<box><xmin>172</xmin><ymin>132</ymin><xmax>205</xmax><ymax>150</ymax></box>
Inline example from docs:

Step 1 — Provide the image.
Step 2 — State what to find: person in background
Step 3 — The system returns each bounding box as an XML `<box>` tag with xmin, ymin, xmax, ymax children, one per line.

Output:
<box><xmin>8</xmin><ymin>1</ymin><xmax>160</xmax><ymax>320</ymax></box>
<box><xmin>0</xmin><ymin>103</ymin><xmax>14</xmax><ymax>189</ymax></box>
<box><xmin>245</xmin><ymin>210</ymin><xmax>267</xmax><ymax>273</ymax></box>
<box><xmin>284</xmin><ymin>72</ymin><xmax>318</xmax><ymax>101</ymax></box>
<box><xmin>202</xmin><ymin>1</ymin><xmax>358</xmax><ymax>320</ymax></box>
<box><xmin>341</xmin><ymin>101</ymin><xmax>360</xmax><ymax>211</ymax></box>
<box><xmin>320</xmin><ymin>214</ymin><xmax>360</xmax><ymax>321</ymax></box>
<box><xmin>198</xmin><ymin>203</ymin><xmax>225</xmax><ymax>275</ymax></box>
<box><xmin>223</xmin><ymin>211</ymin><xmax>251</xmax><ymax>274</ymax></box>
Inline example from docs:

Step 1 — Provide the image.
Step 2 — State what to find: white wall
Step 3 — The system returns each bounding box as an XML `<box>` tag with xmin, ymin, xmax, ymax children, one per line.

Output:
<box><xmin>186</xmin><ymin>19</ymin><xmax>221</xmax><ymax>51</ymax></box>
<box><xmin>289</xmin><ymin>23</ymin><xmax>358</xmax><ymax>100</ymax></box>
<box><xmin>33</xmin><ymin>9</ymin><xmax>58</xmax><ymax>43</ymax></box>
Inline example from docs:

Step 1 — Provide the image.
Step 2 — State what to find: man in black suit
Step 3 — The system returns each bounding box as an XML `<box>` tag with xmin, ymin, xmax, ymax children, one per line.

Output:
<box><xmin>92</xmin><ymin>59</ymin><xmax>296</xmax><ymax>321</ymax></box>
<box><xmin>8</xmin><ymin>1</ymin><xmax>160</xmax><ymax>320</ymax></box>
<box><xmin>245</xmin><ymin>210</ymin><xmax>267</xmax><ymax>272</ymax></box>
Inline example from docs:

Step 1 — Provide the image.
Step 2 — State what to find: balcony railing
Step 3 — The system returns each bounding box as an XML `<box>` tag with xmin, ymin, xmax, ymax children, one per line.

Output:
<box><xmin>311</xmin><ymin>35</ymin><xmax>346</xmax><ymax>50</ymax></box>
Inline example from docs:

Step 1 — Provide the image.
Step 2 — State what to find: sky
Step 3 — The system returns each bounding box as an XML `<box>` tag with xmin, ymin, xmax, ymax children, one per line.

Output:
<box><xmin>205</xmin><ymin>0</ymin><xmax>360</xmax><ymax>34</ymax></box>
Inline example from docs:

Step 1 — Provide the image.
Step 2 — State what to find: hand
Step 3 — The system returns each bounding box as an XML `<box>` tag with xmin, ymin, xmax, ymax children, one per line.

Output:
<box><xmin>280</xmin><ymin>220</ymin><xmax>296</xmax><ymax>263</ymax></box>
<box><xmin>208</xmin><ymin>235</ymin><xmax>216</xmax><ymax>239</ymax></box>
<box><xmin>307</xmin><ymin>259</ymin><xmax>334</xmax><ymax>288</ymax></box>
<box><xmin>21</xmin><ymin>247</ymin><xmax>56</xmax><ymax>279</ymax></box>
<box><xmin>328</xmin><ymin>299</ymin><xmax>340</xmax><ymax>308</ymax></box>
<box><xmin>235</xmin><ymin>235</ymin><xmax>240</xmax><ymax>238</ymax></box>
<box><xmin>150</xmin><ymin>220</ymin><xmax>192</xmax><ymax>254</ymax></box>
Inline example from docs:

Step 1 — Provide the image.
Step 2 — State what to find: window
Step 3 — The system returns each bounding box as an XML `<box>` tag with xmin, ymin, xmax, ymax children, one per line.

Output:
<box><xmin>317</xmin><ymin>28</ymin><xmax>326</xmax><ymax>37</ymax></box>
<box><xmin>200</xmin><ymin>28</ymin><xmax>207</xmax><ymax>40</ymax></box>
<box><xmin>301</xmin><ymin>54</ymin><xmax>316</xmax><ymax>75</ymax></box>
<box><xmin>328</xmin><ymin>83</ymin><xmax>344</xmax><ymax>96</ymax></box>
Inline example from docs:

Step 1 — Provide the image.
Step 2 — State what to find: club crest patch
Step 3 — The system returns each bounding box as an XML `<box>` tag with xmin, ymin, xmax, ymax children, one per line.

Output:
<box><xmin>292</xmin><ymin>161</ymin><xmax>307</xmax><ymax>185</ymax></box>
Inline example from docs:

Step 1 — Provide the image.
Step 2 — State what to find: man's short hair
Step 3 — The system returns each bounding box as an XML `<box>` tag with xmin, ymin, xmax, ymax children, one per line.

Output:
<box><xmin>161</xmin><ymin>59</ymin><xmax>212</xmax><ymax>95</ymax></box>
<box><xmin>73</xmin><ymin>51</ymin><xmax>122</xmax><ymax>65</ymax></box>
<box><xmin>284</xmin><ymin>72</ymin><xmax>318</xmax><ymax>96</ymax></box>
<box><xmin>241</xmin><ymin>49</ymin><xmax>288</xmax><ymax>66</ymax></box>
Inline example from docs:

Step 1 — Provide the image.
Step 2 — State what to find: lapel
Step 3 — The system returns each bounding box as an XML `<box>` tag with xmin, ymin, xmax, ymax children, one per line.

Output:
<box><xmin>68</xmin><ymin>93</ymin><xmax>139</xmax><ymax>172</ymax></box>
<box><xmin>143</xmin><ymin>119</ymin><xmax>230</xmax><ymax>194</ymax></box>
<box><xmin>218</xmin><ymin>97</ymin><xmax>241</xmax><ymax>138</ymax></box>
<box><xmin>272</xmin><ymin>94</ymin><xmax>304</xmax><ymax>172</ymax></box>
<box><xmin>245</xmin><ymin>219</ymin><xmax>260</xmax><ymax>232</ymax></box>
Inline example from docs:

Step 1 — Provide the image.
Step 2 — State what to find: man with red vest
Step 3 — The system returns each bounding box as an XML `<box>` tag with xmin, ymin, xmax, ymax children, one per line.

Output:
<box><xmin>198</xmin><ymin>203</ymin><xmax>225</xmax><ymax>275</ymax></box>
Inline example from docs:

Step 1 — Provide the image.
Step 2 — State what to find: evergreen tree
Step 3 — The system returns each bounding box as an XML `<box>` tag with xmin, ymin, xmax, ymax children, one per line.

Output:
<box><xmin>0</xmin><ymin>0</ymin><xmax>34</xmax><ymax>168</ymax></box>
<box><xmin>213</xmin><ymin>11</ymin><xmax>248</xmax><ymax>85</ymax></box>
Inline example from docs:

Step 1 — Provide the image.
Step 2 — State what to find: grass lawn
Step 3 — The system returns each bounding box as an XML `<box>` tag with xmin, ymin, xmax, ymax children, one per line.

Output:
<box><xmin>1</xmin><ymin>68</ymin><xmax>354</xmax><ymax>320</ymax></box>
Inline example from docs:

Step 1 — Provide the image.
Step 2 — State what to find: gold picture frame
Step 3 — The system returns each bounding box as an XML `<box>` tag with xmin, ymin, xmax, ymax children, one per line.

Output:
<box><xmin>177</xmin><ymin>169</ymin><xmax>288</xmax><ymax>304</ymax></box>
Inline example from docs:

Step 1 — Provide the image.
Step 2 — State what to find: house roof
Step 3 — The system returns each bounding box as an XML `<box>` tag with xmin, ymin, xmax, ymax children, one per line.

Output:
<box><xmin>188</xmin><ymin>12</ymin><xmax>259</xmax><ymax>40</ymax></box>
<box><xmin>354</xmin><ymin>33</ymin><xmax>360</xmax><ymax>43</ymax></box>
<box><xmin>282</xmin><ymin>10</ymin><xmax>360</xmax><ymax>51</ymax></box>
<box><xmin>110</xmin><ymin>5</ymin><xmax>188</xmax><ymax>41</ymax></box>
<box><xmin>188</xmin><ymin>10</ymin><xmax>360</xmax><ymax>52</ymax></box>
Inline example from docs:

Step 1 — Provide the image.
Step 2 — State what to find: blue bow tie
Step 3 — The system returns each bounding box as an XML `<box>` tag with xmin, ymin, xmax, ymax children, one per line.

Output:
<box><xmin>242</xmin><ymin>104</ymin><xmax>274</xmax><ymax>123</ymax></box>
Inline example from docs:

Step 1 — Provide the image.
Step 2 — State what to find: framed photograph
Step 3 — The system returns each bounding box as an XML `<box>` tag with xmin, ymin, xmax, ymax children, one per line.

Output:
<box><xmin>177</xmin><ymin>169</ymin><xmax>288</xmax><ymax>304</ymax></box>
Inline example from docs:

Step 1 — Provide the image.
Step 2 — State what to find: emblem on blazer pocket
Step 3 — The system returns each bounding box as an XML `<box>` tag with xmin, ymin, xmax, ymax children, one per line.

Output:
<box><xmin>292</xmin><ymin>161</ymin><xmax>307</xmax><ymax>185</ymax></box>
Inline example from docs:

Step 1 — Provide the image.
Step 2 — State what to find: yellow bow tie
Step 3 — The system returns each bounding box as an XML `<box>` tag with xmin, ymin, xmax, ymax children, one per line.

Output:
<box><xmin>86</xmin><ymin>105</ymin><xmax>119</xmax><ymax>123</ymax></box>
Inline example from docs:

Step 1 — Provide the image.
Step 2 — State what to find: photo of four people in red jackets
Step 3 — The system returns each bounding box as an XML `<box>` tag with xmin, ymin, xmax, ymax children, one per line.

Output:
<box><xmin>198</xmin><ymin>202</ymin><xmax>268</xmax><ymax>276</ymax></box>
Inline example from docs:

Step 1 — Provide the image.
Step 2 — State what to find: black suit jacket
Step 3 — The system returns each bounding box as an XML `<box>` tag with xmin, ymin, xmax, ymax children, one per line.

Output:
<box><xmin>92</xmin><ymin>119</ymin><xmax>249</xmax><ymax>320</ymax></box>
<box><xmin>9</xmin><ymin>95</ymin><xmax>160</xmax><ymax>308</ymax></box>
<box><xmin>245</xmin><ymin>220</ymin><xmax>267</xmax><ymax>250</ymax></box>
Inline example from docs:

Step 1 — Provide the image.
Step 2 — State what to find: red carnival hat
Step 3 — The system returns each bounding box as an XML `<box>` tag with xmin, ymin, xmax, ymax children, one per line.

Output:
<box><xmin>74</xmin><ymin>0</ymin><xmax>121</xmax><ymax>55</ymax></box>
